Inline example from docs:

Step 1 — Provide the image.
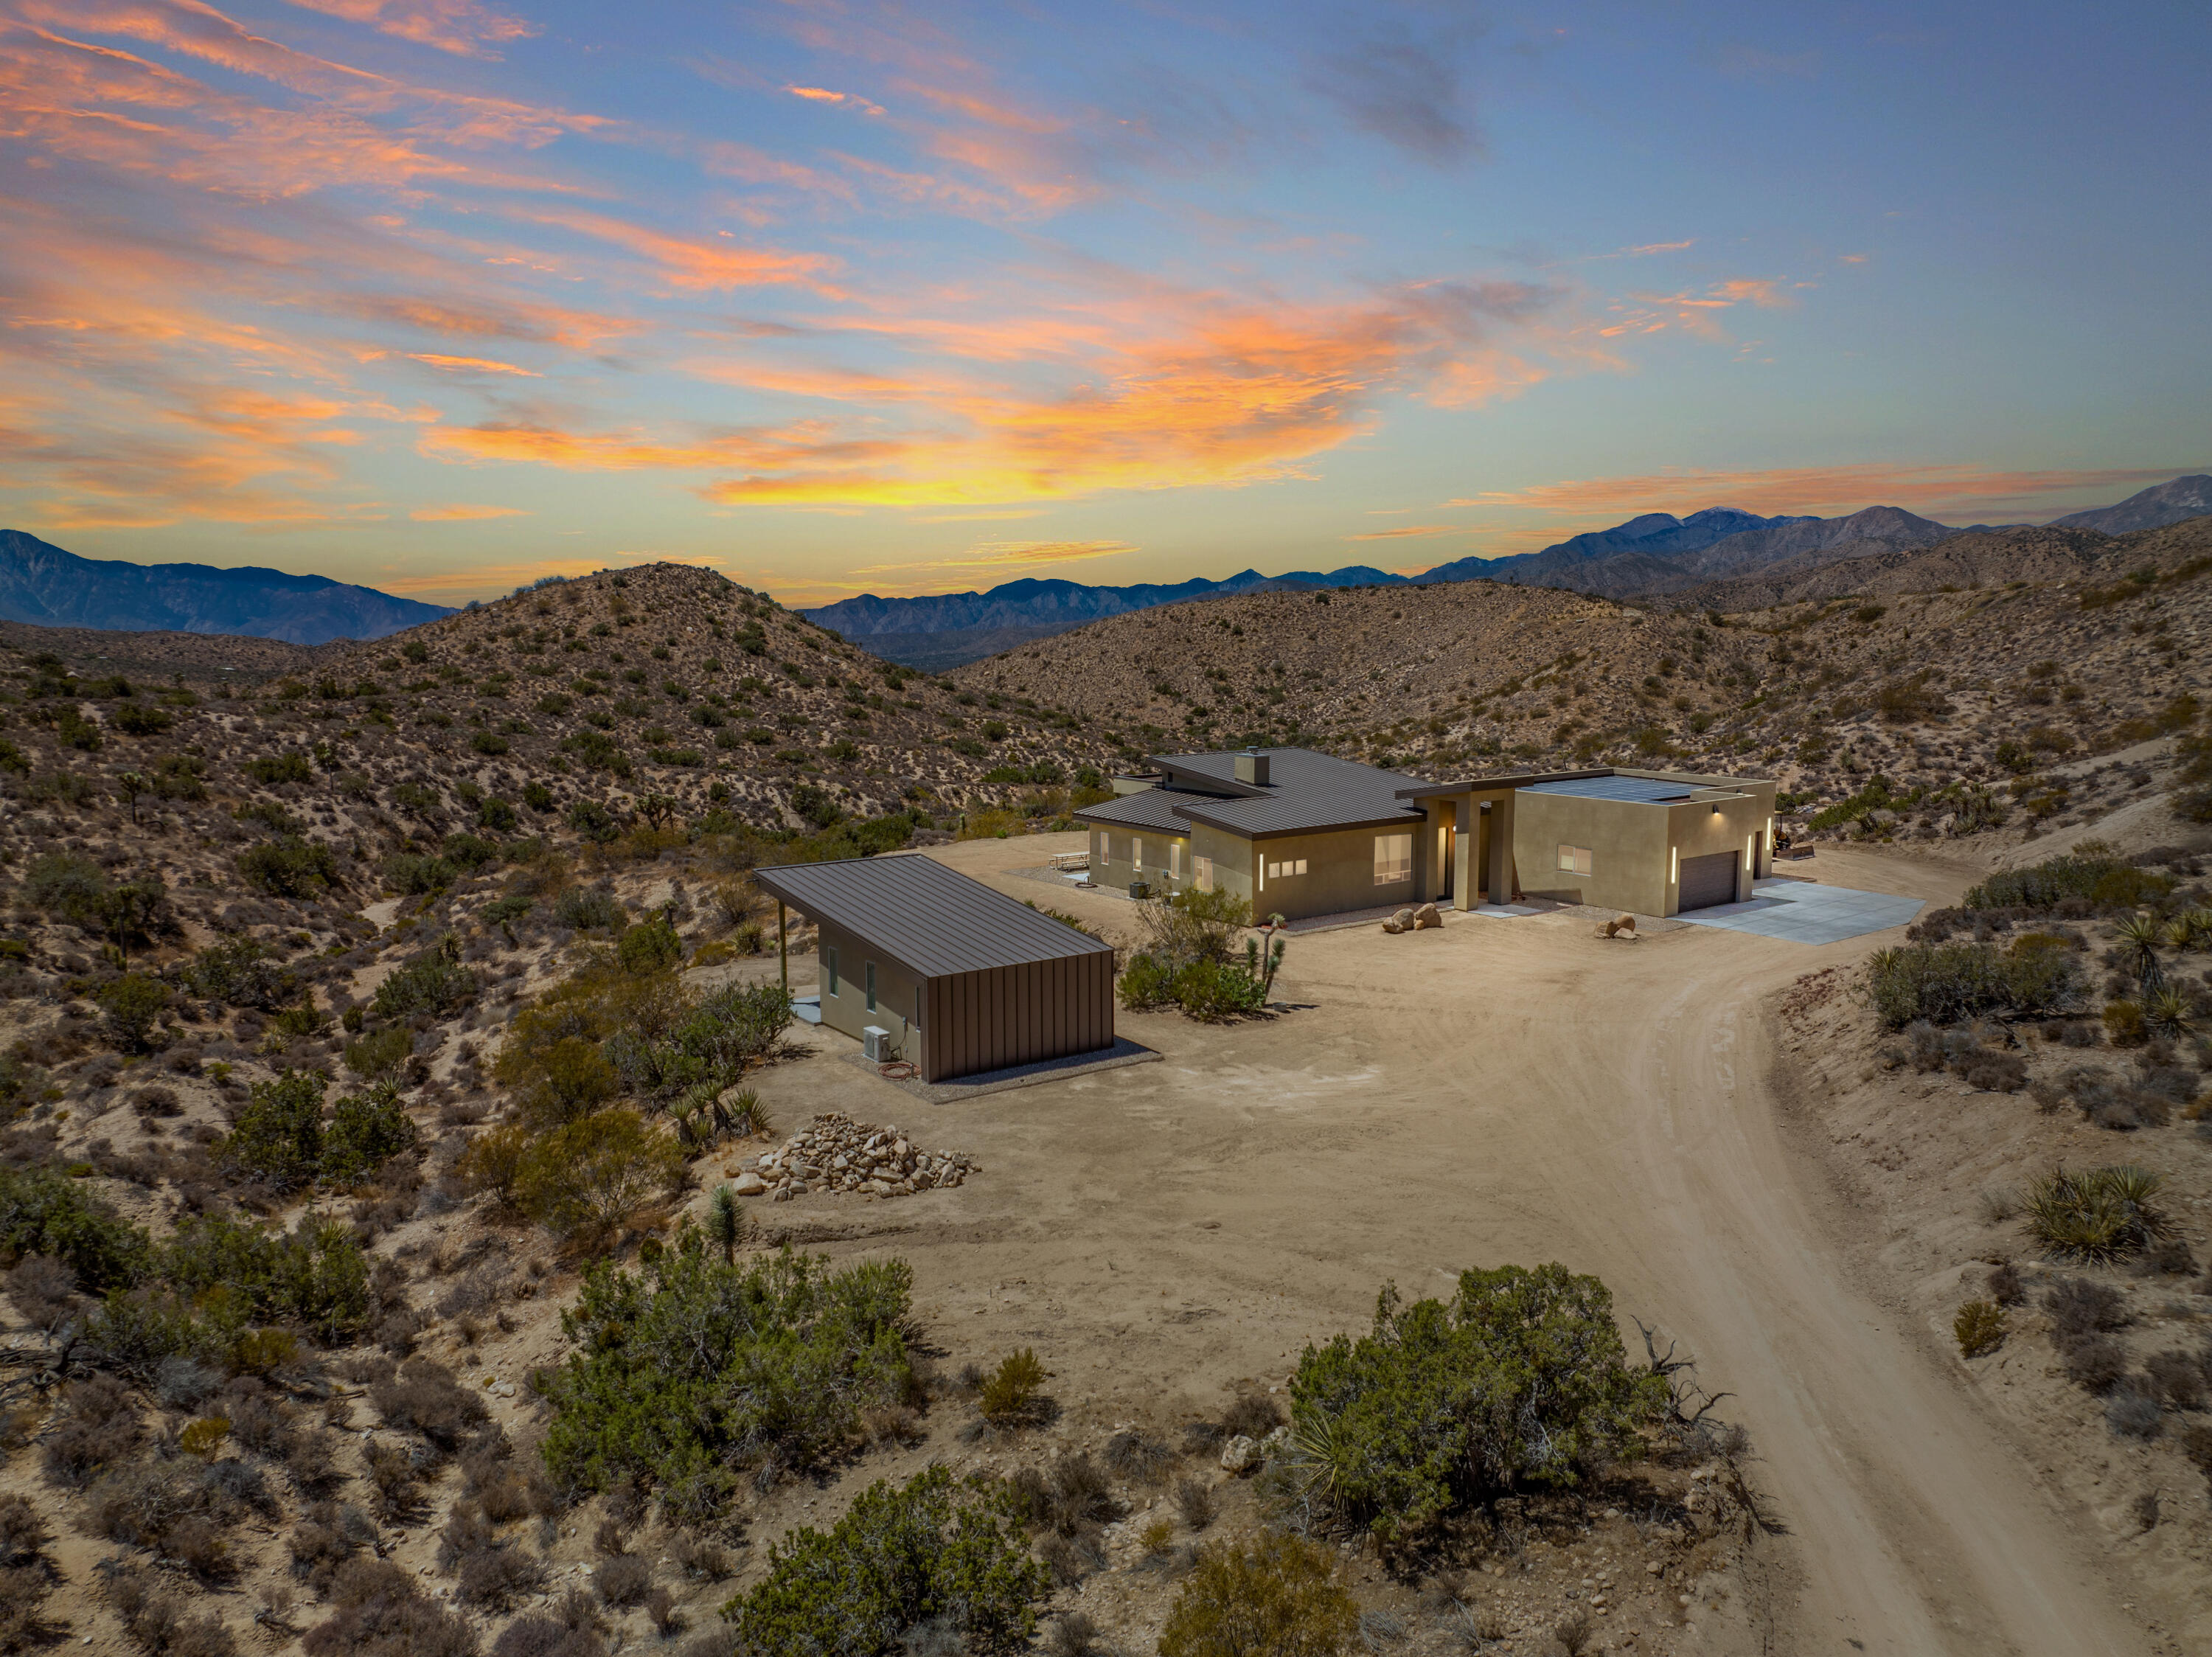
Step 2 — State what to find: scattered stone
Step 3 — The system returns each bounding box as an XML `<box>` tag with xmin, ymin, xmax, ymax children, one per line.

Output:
<box><xmin>1219</xmin><ymin>1434</ymin><xmax>1259</xmax><ymax>1473</ymax></box>
<box><xmin>1411</xmin><ymin>902</ymin><xmax>1441</xmax><ymax>929</ymax></box>
<box><xmin>749</xmin><ymin>1111</ymin><xmax>978</xmax><ymax>1200</ymax></box>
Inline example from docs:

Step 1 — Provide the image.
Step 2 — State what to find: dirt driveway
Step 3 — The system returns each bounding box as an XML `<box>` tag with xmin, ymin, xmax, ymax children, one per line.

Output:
<box><xmin>748</xmin><ymin>836</ymin><xmax>2144</xmax><ymax>1656</ymax></box>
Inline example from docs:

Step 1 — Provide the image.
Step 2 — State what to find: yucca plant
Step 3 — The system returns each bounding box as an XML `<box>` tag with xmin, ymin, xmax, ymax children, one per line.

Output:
<box><xmin>2171</xmin><ymin>908</ymin><xmax>2212</xmax><ymax>951</ymax></box>
<box><xmin>2112</xmin><ymin>911</ymin><xmax>2166</xmax><ymax>996</ymax></box>
<box><xmin>2145</xmin><ymin>986</ymin><xmax>2197</xmax><ymax>1037</ymax></box>
<box><xmin>2024</xmin><ymin>1164</ymin><xmax>2168</xmax><ymax>1262</ymax></box>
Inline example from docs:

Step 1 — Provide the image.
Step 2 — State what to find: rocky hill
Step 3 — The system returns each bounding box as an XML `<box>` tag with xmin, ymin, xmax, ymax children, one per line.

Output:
<box><xmin>0</xmin><ymin>530</ymin><xmax>452</xmax><ymax>645</ymax></box>
<box><xmin>959</xmin><ymin>513</ymin><xmax>2212</xmax><ymax>844</ymax></box>
<box><xmin>2051</xmin><ymin>473</ymin><xmax>2212</xmax><ymax>533</ymax></box>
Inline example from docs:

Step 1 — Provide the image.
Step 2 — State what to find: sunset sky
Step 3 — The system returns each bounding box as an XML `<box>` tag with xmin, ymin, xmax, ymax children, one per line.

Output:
<box><xmin>2</xmin><ymin>0</ymin><xmax>2205</xmax><ymax>606</ymax></box>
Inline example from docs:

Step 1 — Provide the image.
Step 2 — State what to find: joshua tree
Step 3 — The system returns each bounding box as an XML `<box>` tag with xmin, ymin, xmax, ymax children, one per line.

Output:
<box><xmin>706</xmin><ymin>1184</ymin><xmax>744</xmax><ymax>1263</ymax></box>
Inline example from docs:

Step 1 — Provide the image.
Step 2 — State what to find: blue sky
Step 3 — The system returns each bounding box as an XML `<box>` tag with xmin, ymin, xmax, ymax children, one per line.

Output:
<box><xmin>0</xmin><ymin>0</ymin><xmax>2203</xmax><ymax>603</ymax></box>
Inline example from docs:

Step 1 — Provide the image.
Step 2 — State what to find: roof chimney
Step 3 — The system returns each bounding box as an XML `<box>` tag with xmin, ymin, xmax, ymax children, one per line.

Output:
<box><xmin>1235</xmin><ymin>748</ymin><xmax>1270</xmax><ymax>786</ymax></box>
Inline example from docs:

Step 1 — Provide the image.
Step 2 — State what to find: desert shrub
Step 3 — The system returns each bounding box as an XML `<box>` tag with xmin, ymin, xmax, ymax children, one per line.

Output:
<box><xmin>594</xmin><ymin>1552</ymin><xmax>653</xmax><ymax>1607</ymax></box>
<box><xmin>600</xmin><ymin>977</ymin><xmax>794</xmax><ymax>1105</ymax></box>
<box><xmin>513</xmin><ymin>1109</ymin><xmax>686</xmax><ymax>1241</ymax></box>
<box><xmin>372</xmin><ymin>1358</ymin><xmax>490</xmax><ymax>1451</ymax></box>
<box><xmin>1865</xmin><ymin>938</ymin><xmax>2081</xmax><ymax>1028</ymax></box>
<box><xmin>374</xmin><ymin>939</ymin><xmax>476</xmax><ymax>1018</ymax></box>
<box><xmin>384</xmin><ymin>853</ymin><xmax>458</xmax><ymax>897</ymax></box>
<box><xmin>0</xmin><ymin>1162</ymin><xmax>151</xmax><ymax>1290</ymax></box>
<box><xmin>302</xmin><ymin>1557</ymin><xmax>476</xmax><ymax>1657</ymax></box>
<box><xmin>978</xmin><ymin>1348</ymin><xmax>1048</xmax><ymax>1423</ymax></box>
<box><xmin>1157</xmin><ymin>1532</ymin><xmax>1358</xmax><ymax>1657</ymax></box>
<box><xmin>92</xmin><ymin>972</ymin><xmax>171</xmax><ymax>1053</ymax></box>
<box><xmin>2045</xmin><ymin>1276</ymin><xmax>2129</xmax><ymax>1341</ymax></box>
<box><xmin>1286</xmin><ymin>1264</ymin><xmax>1669</xmax><ymax>1543</ymax></box>
<box><xmin>722</xmin><ymin>1465</ymin><xmax>1047</xmax><ymax>1657</ymax></box>
<box><xmin>1987</xmin><ymin>1262</ymin><xmax>2025</xmax><ymax>1305</ymax></box>
<box><xmin>224</xmin><ymin>1069</ymin><xmax>327</xmax><ymax>1190</ymax></box>
<box><xmin>103</xmin><ymin>1563</ymin><xmax>238</xmax><ymax>1657</ymax></box>
<box><xmin>553</xmin><ymin>886</ymin><xmax>625</xmax><ymax>931</ymax></box>
<box><xmin>344</xmin><ymin>1024</ymin><xmax>414</xmax><ymax>1083</ymax></box>
<box><xmin>1953</xmin><ymin>1300</ymin><xmax>2006</xmax><ymax>1358</ymax></box>
<box><xmin>162</xmin><ymin>1213</ymin><xmax>373</xmax><ymax>1344</ymax></box>
<box><xmin>545</xmin><ymin>1242</ymin><xmax>916</xmax><ymax>1512</ymax></box>
<box><xmin>24</xmin><ymin>850</ymin><xmax>107</xmax><ymax>921</ymax></box>
<box><xmin>1174</xmin><ymin>1476</ymin><xmax>1219</xmax><ymax>1531</ymax></box>
<box><xmin>2144</xmin><ymin>1349</ymin><xmax>2208</xmax><ymax>1409</ymax></box>
<box><xmin>1966</xmin><ymin>850</ymin><xmax>2172</xmax><ymax>913</ymax></box>
<box><xmin>6</xmin><ymin>1253</ymin><xmax>77</xmax><ymax>1331</ymax></box>
<box><xmin>617</xmin><ymin>914</ymin><xmax>683</xmax><ymax>974</ymax></box>
<box><xmin>289</xmin><ymin>1498</ymin><xmax>369</xmax><ymax>1594</ymax></box>
<box><xmin>0</xmin><ymin>1493</ymin><xmax>49</xmax><ymax>1569</ymax></box>
<box><xmin>182</xmin><ymin>937</ymin><xmax>299</xmax><ymax>1010</ymax></box>
<box><xmin>237</xmin><ymin>836</ymin><xmax>337</xmax><ymax>897</ymax></box>
<box><xmin>246</xmin><ymin>752</ymin><xmax>313</xmax><ymax>785</ymax></box>
<box><xmin>455</xmin><ymin>1122</ymin><xmax>533</xmax><ymax>1206</ymax></box>
<box><xmin>325</xmin><ymin>1084</ymin><xmax>420</xmax><ymax>1183</ymax></box>
<box><xmin>2025</xmin><ymin>1167</ymin><xmax>2168</xmax><ymax>1262</ymax></box>
<box><xmin>2106</xmin><ymin>1380</ymin><xmax>2164</xmax><ymax>1439</ymax></box>
<box><xmin>41</xmin><ymin>1372</ymin><xmax>141</xmax><ymax>1487</ymax></box>
<box><xmin>1105</xmin><ymin>1429</ymin><xmax>1172</xmax><ymax>1484</ymax></box>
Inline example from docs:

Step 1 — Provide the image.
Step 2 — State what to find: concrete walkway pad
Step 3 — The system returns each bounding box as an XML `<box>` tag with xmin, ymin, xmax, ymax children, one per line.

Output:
<box><xmin>1676</xmin><ymin>876</ymin><xmax>1922</xmax><ymax>944</ymax></box>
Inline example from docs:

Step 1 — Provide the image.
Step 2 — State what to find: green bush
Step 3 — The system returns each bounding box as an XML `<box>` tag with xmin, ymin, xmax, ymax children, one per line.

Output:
<box><xmin>112</xmin><ymin>704</ymin><xmax>173</xmax><ymax>737</ymax></box>
<box><xmin>237</xmin><ymin>836</ymin><xmax>337</xmax><ymax>897</ymax></box>
<box><xmin>516</xmin><ymin>1038</ymin><xmax>620</xmax><ymax>1127</ymax></box>
<box><xmin>1965</xmin><ymin>849</ymin><xmax>2172</xmax><ymax>912</ymax></box>
<box><xmin>341</xmin><ymin>1024</ymin><xmax>412</xmax><ymax>1083</ymax></box>
<box><xmin>1158</xmin><ymin>1533</ymin><xmax>1358</xmax><ymax>1657</ymax></box>
<box><xmin>181</xmin><ymin>937</ymin><xmax>298</xmax><ymax>1010</ymax></box>
<box><xmin>1119</xmin><ymin>953</ymin><xmax>1267</xmax><ymax>1021</ymax></box>
<box><xmin>0</xmin><ymin>1164</ymin><xmax>152</xmax><ymax>1290</ymax></box>
<box><xmin>601</xmin><ymin>979</ymin><xmax>792</xmax><ymax>1104</ymax></box>
<box><xmin>1865</xmin><ymin>937</ymin><xmax>2081</xmax><ymax>1028</ymax></box>
<box><xmin>978</xmin><ymin>1348</ymin><xmax>1046</xmax><ymax>1422</ymax></box>
<box><xmin>161</xmin><ymin>1213</ymin><xmax>372</xmax><ymax>1345</ymax></box>
<box><xmin>553</xmin><ymin>886</ymin><xmax>625</xmax><ymax>931</ymax></box>
<box><xmin>323</xmin><ymin>1083</ymin><xmax>420</xmax><ymax>1184</ymax></box>
<box><xmin>1287</xmin><ymin>1264</ymin><xmax>1669</xmax><ymax>1543</ymax></box>
<box><xmin>478</xmin><ymin>797</ymin><xmax>519</xmax><ymax>833</ymax></box>
<box><xmin>514</xmin><ymin>1108</ymin><xmax>685</xmax><ymax>1241</ymax></box>
<box><xmin>95</xmin><ymin>973</ymin><xmax>170</xmax><ymax>1052</ymax></box>
<box><xmin>567</xmin><ymin>799</ymin><xmax>620</xmax><ymax>842</ymax></box>
<box><xmin>470</xmin><ymin>732</ymin><xmax>510</xmax><ymax>755</ymax></box>
<box><xmin>223</xmin><ymin>1069</ymin><xmax>327</xmax><ymax>1191</ymax></box>
<box><xmin>523</xmin><ymin>780</ymin><xmax>556</xmax><ymax>811</ymax></box>
<box><xmin>440</xmin><ymin>832</ymin><xmax>501</xmax><ymax>870</ymax></box>
<box><xmin>382</xmin><ymin>853</ymin><xmax>456</xmax><ymax>896</ymax></box>
<box><xmin>1954</xmin><ymin>1300</ymin><xmax>2006</xmax><ymax>1358</ymax></box>
<box><xmin>545</xmin><ymin>1243</ymin><xmax>916</xmax><ymax>1511</ymax></box>
<box><xmin>24</xmin><ymin>851</ymin><xmax>106</xmax><ymax>923</ymax></box>
<box><xmin>616</xmin><ymin>914</ymin><xmax>683</xmax><ymax>974</ymax></box>
<box><xmin>726</xmin><ymin>1465</ymin><xmax>1046</xmax><ymax>1657</ymax></box>
<box><xmin>244</xmin><ymin>752</ymin><xmax>312</xmax><ymax>785</ymax></box>
<box><xmin>372</xmin><ymin>942</ymin><xmax>476</xmax><ymax>1018</ymax></box>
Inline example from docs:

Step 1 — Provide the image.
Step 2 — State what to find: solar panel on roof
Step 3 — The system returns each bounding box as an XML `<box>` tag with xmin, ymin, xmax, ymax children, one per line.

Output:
<box><xmin>1520</xmin><ymin>776</ymin><xmax>1698</xmax><ymax>803</ymax></box>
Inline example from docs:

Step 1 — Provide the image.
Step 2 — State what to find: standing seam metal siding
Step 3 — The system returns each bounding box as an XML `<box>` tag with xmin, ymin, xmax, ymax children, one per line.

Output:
<box><xmin>925</xmin><ymin>951</ymin><xmax>1113</xmax><ymax>1082</ymax></box>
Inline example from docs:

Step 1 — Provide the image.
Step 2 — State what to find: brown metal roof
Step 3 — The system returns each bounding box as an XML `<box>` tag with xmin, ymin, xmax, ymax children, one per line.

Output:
<box><xmin>754</xmin><ymin>855</ymin><xmax>1113</xmax><ymax>981</ymax></box>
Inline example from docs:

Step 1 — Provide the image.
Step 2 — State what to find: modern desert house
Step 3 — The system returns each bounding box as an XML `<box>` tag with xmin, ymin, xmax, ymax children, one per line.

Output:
<box><xmin>1076</xmin><ymin>747</ymin><xmax>1776</xmax><ymax>922</ymax></box>
<box><xmin>753</xmin><ymin>855</ymin><xmax>1116</xmax><ymax>1083</ymax></box>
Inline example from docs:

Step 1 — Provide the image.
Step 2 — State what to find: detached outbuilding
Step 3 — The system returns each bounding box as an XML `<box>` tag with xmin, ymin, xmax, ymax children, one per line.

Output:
<box><xmin>753</xmin><ymin>855</ymin><xmax>1116</xmax><ymax>1083</ymax></box>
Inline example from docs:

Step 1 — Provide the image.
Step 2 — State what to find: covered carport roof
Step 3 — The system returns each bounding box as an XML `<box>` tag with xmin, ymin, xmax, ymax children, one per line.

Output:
<box><xmin>752</xmin><ymin>855</ymin><xmax>1113</xmax><ymax>981</ymax></box>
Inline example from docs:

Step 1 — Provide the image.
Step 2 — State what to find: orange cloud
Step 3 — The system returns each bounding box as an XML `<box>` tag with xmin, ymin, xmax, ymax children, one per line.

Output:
<box><xmin>409</xmin><ymin>502</ymin><xmax>528</xmax><ymax>520</ymax></box>
<box><xmin>1347</xmin><ymin>524</ymin><xmax>1463</xmax><ymax>540</ymax></box>
<box><xmin>281</xmin><ymin>0</ymin><xmax>537</xmax><ymax>58</ymax></box>
<box><xmin>785</xmin><ymin>83</ymin><xmax>885</xmax><ymax>116</ymax></box>
<box><xmin>1447</xmin><ymin>465</ymin><xmax>2201</xmax><ymax>520</ymax></box>
<box><xmin>849</xmin><ymin>539</ymin><xmax>1134</xmax><ymax>576</ymax></box>
<box><xmin>512</xmin><ymin>206</ymin><xmax>842</xmax><ymax>293</ymax></box>
<box><xmin>407</xmin><ymin>352</ymin><xmax>538</xmax><ymax>375</ymax></box>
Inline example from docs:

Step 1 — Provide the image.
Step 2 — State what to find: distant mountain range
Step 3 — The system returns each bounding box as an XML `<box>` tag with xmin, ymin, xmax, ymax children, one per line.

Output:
<box><xmin>806</xmin><ymin>474</ymin><xmax>2211</xmax><ymax>667</ymax></box>
<box><xmin>0</xmin><ymin>531</ymin><xmax>452</xmax><ymax>645</ymax></box>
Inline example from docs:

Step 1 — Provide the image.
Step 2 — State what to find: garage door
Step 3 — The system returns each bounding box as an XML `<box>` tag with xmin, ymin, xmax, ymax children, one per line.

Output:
<box><xmin>1678</xmin><ymin>850</ymin><xmax>1740</xmax><ymax>911</ymax></box>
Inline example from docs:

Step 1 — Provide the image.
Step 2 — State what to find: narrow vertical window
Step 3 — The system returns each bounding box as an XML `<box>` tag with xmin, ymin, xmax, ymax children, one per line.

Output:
<box><xmin>865</xmin><ymin>962</ymin><xmax>877</xmax><ymax>1014</ymax></box>
<box><xmin>825</xmin><ymin>946</ymin><xmax>839</xmax><ymax>997</ymax></box>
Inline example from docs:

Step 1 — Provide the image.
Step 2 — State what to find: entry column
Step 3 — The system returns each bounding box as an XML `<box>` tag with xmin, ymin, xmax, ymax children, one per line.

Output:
<box><xmin>1486</xmin><ymin>791</ymin><xmax>1516</xmax><ymax>906</ymax></box>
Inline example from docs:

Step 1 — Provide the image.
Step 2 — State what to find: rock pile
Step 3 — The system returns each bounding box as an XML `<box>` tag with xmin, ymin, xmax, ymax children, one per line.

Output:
<box><xmin>1381</xmin><ymin>902</ymin><xmax>1441</xmax><ymax>934</ymax></box>
<box><xmin>731</xmin><ymin>1112</ymin><xmax>979</xmax><ymax>1202</ymax></box>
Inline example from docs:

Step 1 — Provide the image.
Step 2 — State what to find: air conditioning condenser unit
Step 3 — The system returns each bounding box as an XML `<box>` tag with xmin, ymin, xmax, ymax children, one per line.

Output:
<box><xmin>863</xmin><ymin>1026</ymin><xmax>891</xmax><ymax>1062</ymax></box>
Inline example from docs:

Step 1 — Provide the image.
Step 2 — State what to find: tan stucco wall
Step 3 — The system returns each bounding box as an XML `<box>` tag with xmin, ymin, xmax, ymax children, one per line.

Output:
<box><xmin>1088</xmin><ymin>823</ymin><xmax>1193</xmax><ymax>897</ymax></box>
<box><xmin>1659</xmin><ymin>793</ymin><xmax>1770</xmax><ymax>913</ymax></box>
<box><xmin>1511</xmin><ymin>792</ymin><xmax>1674</xmax><ymax>915</ymax></box>
<box><xmin>1248</xmin><ymin>821</ymin><xmax>1422</xmax><ymax>921</ymax></box>
<box><xmin>815</xmin><ymin>918</ymin><xmax>926</xmax><ymax>1068</ymax></box>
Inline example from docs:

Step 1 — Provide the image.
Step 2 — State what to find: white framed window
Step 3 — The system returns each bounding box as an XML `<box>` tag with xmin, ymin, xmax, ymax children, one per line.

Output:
<box><xmin>1557</xmin><ymin>844</ymin><xmax>1593</xmax><ymax>876</ymax></box>
<box><xmin>825</xmin><ymin>946</ymin><xmax>840</xmax><ymax>997</ymax></box>
<box><xmin>1267</xmin><ymin>858</ymin><xmax>1310</xmax><ymax>878</ymax></box>
<box><xmin>1293</xmin><ymin>858</ymin><xmax>1307</xmax><ymax>875</ymax></box>
<box><xmin>1194</xmin><ymin>855</ymin><xmax>1214</xmax><ymax>892</ymax></box>
<box><xmin>865</xmin><ymin>962</ymin><xmax>877</xmax><ymax>1014</ymax></box>
<box><xmin>1374</xmin><ymin>833</ymin><xmax>1412</xmax><ymax>886</ymax></box>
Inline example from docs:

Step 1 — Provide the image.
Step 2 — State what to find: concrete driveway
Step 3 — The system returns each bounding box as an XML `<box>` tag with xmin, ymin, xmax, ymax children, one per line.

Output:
<box><xmin>1675</xmin><ymin>875</ymin><xmax>1924</xmax><ymax>943</ymax></box>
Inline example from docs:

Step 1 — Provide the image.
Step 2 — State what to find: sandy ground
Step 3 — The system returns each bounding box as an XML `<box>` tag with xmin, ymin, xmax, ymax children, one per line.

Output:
<box><xmin>731</xmin><ymin>833</ymin><xmax>2147</xmax><ymax>1656</ymax></box>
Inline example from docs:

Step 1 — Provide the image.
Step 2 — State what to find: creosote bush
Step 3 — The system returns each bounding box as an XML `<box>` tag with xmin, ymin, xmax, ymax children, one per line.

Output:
<box><xmin>978</xmin><ymin>1347</ymin><xmax>1048</xmax><ymax>1423</ymax></box>
<box><xmin>723</xmin><ymin>1465</ymin><xmax>1047</xmax><ymax>1657</ymax></box>
<box><xmin>1953</xmin><ymin>1300</ymin><xmax>2006</xmax><ymax>1358</ymax></box>
<box><xmin>1866</xmin><ymin>937</ymin><xmax>2081</xmax><ymax>1028</ymax></box>
<box><xmin>1157</xmin><ymin>1532</ymin><xmax>1359</xmax><ymax>1657</ymax></box>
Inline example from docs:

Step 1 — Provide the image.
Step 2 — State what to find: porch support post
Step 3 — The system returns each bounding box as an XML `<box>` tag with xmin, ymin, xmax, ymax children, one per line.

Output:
<box><xmin>1487</xmin><ymin>790</ymin><xmax>1517</xmax><ymax>905</ymax></box>
<box><xmin>1453</xmin><ymin>792</ymin><xmax>1475</xmax><ymax>911</ymax></box>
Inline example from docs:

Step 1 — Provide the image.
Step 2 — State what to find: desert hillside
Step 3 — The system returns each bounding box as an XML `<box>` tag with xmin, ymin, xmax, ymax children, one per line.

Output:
<box><xmin>961</xmin><ymin>515</ymin><xmax>2211</xmax><ymax>846</ymax></box>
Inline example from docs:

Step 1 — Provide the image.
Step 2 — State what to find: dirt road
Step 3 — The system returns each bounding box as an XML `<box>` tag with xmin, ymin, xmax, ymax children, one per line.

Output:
<box><xmin>757</xmin><ymin>839</ymin><xmax>2145</xmax><ymax>1655</ymax></box>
